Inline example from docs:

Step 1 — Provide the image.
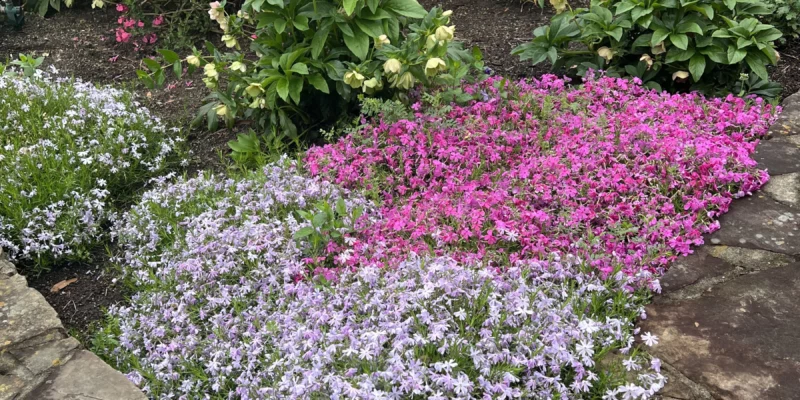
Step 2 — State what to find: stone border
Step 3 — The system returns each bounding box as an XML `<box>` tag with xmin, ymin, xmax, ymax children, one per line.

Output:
<box><xmin>0</xmin><ymin>250</ymin><xmax>145</xmax><ymax>400</ymax></box>
<box><xmin>641</xmin><ymin>92</ymin><xmax>800</xmax><ymax>399</ymax></box>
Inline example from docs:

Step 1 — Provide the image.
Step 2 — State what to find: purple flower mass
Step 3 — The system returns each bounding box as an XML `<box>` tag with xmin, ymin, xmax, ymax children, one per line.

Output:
<box><xmin>97</xmin><ymin>76</ymin><xmax>777</xmax><ymax>399</ymax></box>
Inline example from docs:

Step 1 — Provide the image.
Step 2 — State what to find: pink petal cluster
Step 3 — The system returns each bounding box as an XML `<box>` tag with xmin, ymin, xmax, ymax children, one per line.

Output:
<box><xmin>306</xmin><ymin>75</ymin><xmax>777</xmax><ymax>276</ymax></box>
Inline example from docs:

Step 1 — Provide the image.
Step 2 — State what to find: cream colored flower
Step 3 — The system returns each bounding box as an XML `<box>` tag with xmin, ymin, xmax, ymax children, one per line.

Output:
<box><xmin>426</xmin><ymin>34</ymin><xmax>440</xmax><ymax>50</ymax></box>
<box><xmin>343</xmin><ymin>71</ymin><xmax>365</xmax><ymax>88</ymax></box>
<box><xmin>204</xmin><ymin>63</ymin><xmax>218</xmax><ymax>79</ymax></box>
<box><xmin>639</xmin><ymin>54</ymin><xmax>653</xmax><ymax>69</ymax></box>
<box><xmin>442</xmin><ymin>10</ymin><xmax>453</xmax><ymax>17</ymax></box>
<box><xmin>209</xmin><ymin>2</ymin><xmax>223</xmax><ymax>20</ymax></box>
<box><xmin>394</xmin><ymin>71</ymin><xmax>415</xmax><ymax>90</ymax></box>
<box><xmin>230</xmin><ymin>61</ymin><xmax>246</xmax><ymax>73</ymax></box>
<box><xmin>597</xmin><ymin>47</ymin><xmax>615</xmax><ymax>63</ymax></box>
<box><xmin>362</xmin><ymin>77</ymin><xmax>382</xmax><ymax>94</ymax></box>
<box><xmin>383</xmin><ymin>58</ymin><xmax>402</xmax><ymax>74</ymax></box>
<box><xmin>186</xmin><ymin>55</ymin><xmax>201</xmax><ymax>67</ymax></box>
<box><xmin>214</xmin><ymin>104</ymin><xmax>228</xmax><ymax>116</ymax></box>
<box><xmin>425</xmin><ymin>57</ymin><xmax>446</xmax><ymax>76</ymax></box>
<box><xmin>672</xmin><ymin>70</ymin><xmax>689</xmax><ymax>81</ymax></box>
<box><xmin>435</xmin><ymin>25</ymin><xmax>455</xmax><ymax>42</ymax></box>
<box><xmin>245</xmin><ymin>83</ymin><xmax>263</xmax><ymax>97</ymax></box>
<box><xmin>222</xmin><ymin>35</ymin><xmax>238</xmax><ymax>48</ymax></box>
<box><xmin>91</xmin><ymin>0</ymin><xmax>103</xmax><ymax>8</ymax></box>
<box><xmin>375</xmin><ymin>34</ymin><xmax>391</xmax><ymax>49</ymax></box>
<box><xmin>651</xmin><ymin>41</ymin><xmax>666</xmax><ymax>55</ymax></box>
<box><xmin>218</xmin><ymin>18</ymin><xmax>229</xmax><ymax>32</ymax></box>
<box><xmin>550</xmin><ymin>0</ymin><xmax>568</xmax><ymax>14</ymax></box>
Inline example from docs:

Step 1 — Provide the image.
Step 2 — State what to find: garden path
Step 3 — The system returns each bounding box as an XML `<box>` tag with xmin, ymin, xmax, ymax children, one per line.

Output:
<box><xmin>0</xmin><ymin>249</ymin><xmax>145</xmax><ymax>400</ymax></box>
<box><xmin>641</xmin><ymin>91</ymin><xmax>800</xmax><ymax>399</ymax></box>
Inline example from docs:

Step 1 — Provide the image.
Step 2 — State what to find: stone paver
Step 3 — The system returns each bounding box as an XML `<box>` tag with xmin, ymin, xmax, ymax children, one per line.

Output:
<box><xmin>643</xmin><ymin>93</ymin><xmax>800</xmax><ymax>399</ymax></box>
<box><xmin>0</xmin><ymin>250</ymin><xmax>145</xmax><ymax>400</ymax></box>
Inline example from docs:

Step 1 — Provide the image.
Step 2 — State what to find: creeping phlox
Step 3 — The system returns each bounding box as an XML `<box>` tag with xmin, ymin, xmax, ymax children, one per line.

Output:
<box><xmin>101</xmin><ymin>161</ymin><xmax>664</xmax><ymax>399</ymax></box>
<box><xmin>0</xmin><ymin>67</ymin><xmax>182</xmax><ymax>267</ymax></box>
<box><xmin>306</xmin><ymin>74</ymin><xmax>777</xmax><ymax>278</ymax></box>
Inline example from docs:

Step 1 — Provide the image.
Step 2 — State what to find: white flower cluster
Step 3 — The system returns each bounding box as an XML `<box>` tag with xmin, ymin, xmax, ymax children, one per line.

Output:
<box><xmin>0</xmin><ymin>69</ymin><xmax>183</xmax><ymax>267</ymax></box>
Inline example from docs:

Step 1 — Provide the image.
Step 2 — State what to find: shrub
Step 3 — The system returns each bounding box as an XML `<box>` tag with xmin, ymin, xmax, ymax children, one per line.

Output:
<box><xmin>305</xmin><ymin>75</ymin><xmax>777</xmax><ymax>276</ymax></box>
<box><xmin>0</xmin><ymin>66</ymin><xmax>183</xmax><ymax>271</ymax></box>
<box><xmin>513</xmin><ymin>0</ymin><xmax>784</xmax><ymax>97</ymax></box>
<box><xmin>760</xmin><ymin>0</ymin><xmax>800</xmax><ymax>42</ymax></box>
<box><xmin>94</xmin><ymin>160</ymin><xmax>663</xmax><ymax>399</ymax></box>
<box><xmin>141</xmin><ymin>2</ymin><xmax>482</xmax><ymax>151</ymax></box>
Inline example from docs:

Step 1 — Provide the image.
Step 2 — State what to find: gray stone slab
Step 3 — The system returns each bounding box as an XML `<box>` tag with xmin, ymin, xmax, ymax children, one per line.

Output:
<box><xmin>658</xmin><ymin>247</ymin><xmax>735</xmax><ymax>295</ymax></box>
<box><xmin>767</xmin><ymin>91</ymin><xmax>800</xmax><ymax>137</ymax></box>
<box><xmin>28</xmin><ymin>350</ymin><xmax>146</xmax><ymax>400</ymax></box>
<box><xmin>640</xmin><ymin>264</ymin><xmax>800</xmax><ymax>399</ymax></box>
<box><xmin>753</xmin><ymin>137</ymin><xmax>800</xmax><ymax>175</ymax></box>
<box><xmin>763</xmin><ymin>172</ymin><xmax>800</xmax><ymax>206</ymax></box>
<box><xmin>707</xmin><ymin>194</ymin><xmax>800</xmax><ymax>255</ymax></box>
<box><xmin>0</xmin><ymin>274</ymin><xmax>63</xmax><ymax>348</ymax></box>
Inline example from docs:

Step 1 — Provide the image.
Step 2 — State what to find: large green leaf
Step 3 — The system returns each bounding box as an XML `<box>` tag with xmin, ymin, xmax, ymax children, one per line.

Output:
<box><xmin>670</xmin><ymin>33</ymin><xmax>689</xmax><ymax>50</ymax></box>
<box><xmin>383</xmin><ymin>0</ymin><xmax>427</xmax><ymax>18</ymax></box>
<box><xmin>308</xmin><ymin>74</ymin><xmax>330</xmax><ymax>93</ymax></box>
<box><xmin>343</xmin><ymin>0</ymin><xmax>357</xmax><ymax>16</ymax></box>
<box><xmin>688</xmin><ymin>54</ymin><xmax>706</xmax><ymax>82</ymax></box>
<box><xmin>745</xmin><ymin>53</ymin><xmax>768</xmax><ymax>80</ymax></box>
<box><xmin>343</xmin><ymin>27</ymin><xmax>370</xmax><ymax>60</ymax></box>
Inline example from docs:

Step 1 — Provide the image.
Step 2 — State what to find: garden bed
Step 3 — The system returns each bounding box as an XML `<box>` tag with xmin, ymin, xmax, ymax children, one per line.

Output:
<box><xmin>2</xmin><ymin>0</ymin><xmax>800</xmax><ymax>340</ymax></box>
<box><xmin>0</xmin><ymin>0</ymin><xmax>795</xmax><ymax>397</ymax></box>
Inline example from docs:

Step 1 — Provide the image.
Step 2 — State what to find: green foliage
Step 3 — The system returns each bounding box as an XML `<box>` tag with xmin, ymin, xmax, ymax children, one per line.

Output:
<box><xmin>759</xmin><ymin>0</ymin><xmax>800</xmax><ymax>42</ymax></box>
<box><xmin>140</xmin><ymin>2</ymin><xmax>482</xmax><ymax>152</ymax></box>
<box><xmin>513</xmin><ymin>0</ymin><xmax>783</xmax><ymax>97</ymax></box>
<box><xmin>9</xmin><ymin>54</ymin><xmax>44</xmax><ymax>77</ymax></box>
<box><xmin>293</xmin><ymin>198</ymin><xmax>363</xmax><ymax>257</ymax></box>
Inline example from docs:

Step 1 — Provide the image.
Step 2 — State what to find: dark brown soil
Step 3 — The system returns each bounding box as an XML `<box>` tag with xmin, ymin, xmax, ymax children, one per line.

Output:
<box><xmin>2</xmin><ymin>0</ymin><xmax>800</xmax><ymax>338</ymax></box>
<box><xmin>24</xmin><ymin>258</ymin><xmax>124</xmax><ymax>336</ymax></box>
<box><xmin>420</xmin><ymin>0</ymin><xmax>554</xmax><ymax>78</ymax></box>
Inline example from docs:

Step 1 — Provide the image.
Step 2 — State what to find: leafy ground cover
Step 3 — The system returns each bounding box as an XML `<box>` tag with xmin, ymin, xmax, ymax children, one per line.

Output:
<box><xmin>0</xmin><ymin>67</ymin><xmax>183</xmax><ymax>271</ymax></box>
<box><xmin>93</xmin><ymin>76</ymin><xmax>776</xmax><ymax>399</ymax></box>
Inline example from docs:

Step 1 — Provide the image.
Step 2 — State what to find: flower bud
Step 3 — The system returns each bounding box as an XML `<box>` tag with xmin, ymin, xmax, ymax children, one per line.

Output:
<box><xmin>375</xmin><ymin>34</ymin><xmax>390</xmax><ymax>49</ymax></box>
<box><xmin>383</xmin><ymin>59</ymin><xmax>402</xmax><ymax>74</ymax></box>
<box><xmin>442</xmin><ymin>10</ymin><xmax>453</xmax><ymax>17</ymax></box>
<box><xmin>435</xmin><ymin>25</ymin><xmax>455</xmax><ymax>42</ymax></box>
<box><xmin>425</xmin><ymin>57</ymin><xmax>446</xmax><ymax>76</ymax></box>
<box><xmin>395</xmin><ymin>71</ymin><xmax>415</xmax><ymax>90</ymax></box>
<box><xmin>186</xmin><ymin>55</ymin><xmax>201</xmax><ymax>66</ymax></box>
<box><xmin>344</xmin><ymin>70</ymin><xmax>365</xmax><ymax>88</ymax></box>
<box><xmin>672</xmin><ymin>70</ymin><xmax>689</xmax><ymax>81</ymax></box>
<box><xmin>426</xmin><ymin>34</ymin><xmax>439</xmax><ymax>50</ymax></box>
<box><xmin>651</xmin><ymin>41</ymin><xmax>666</xmax><ymax>55</ymax></box>
<box><xmin>639</xmin><ymin>54</ymin><xmax>653</xmax><ymax>69</ymax></box>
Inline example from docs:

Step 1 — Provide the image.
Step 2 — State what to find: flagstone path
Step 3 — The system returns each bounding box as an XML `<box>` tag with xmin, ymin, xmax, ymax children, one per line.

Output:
<box><xmin>642</xmin><ymin>92</ymin><xmax>800</xmax><ymax>400</ymax></box>
<box><xmin>0</xmin><ymin>249</ymin><xmax>145</xmax><ymax>400</ymax></box>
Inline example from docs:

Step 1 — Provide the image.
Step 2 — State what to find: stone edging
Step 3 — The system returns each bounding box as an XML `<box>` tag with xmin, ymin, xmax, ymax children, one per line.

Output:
<box><xmin>0</xmin><ymin>250</ymin><xmax>145</xmax><ymax>400</ymax></box>
<box><xmin>640</xmin><ymin>91</ymin><xmax>800</xmax><ymax>399</ymax></box>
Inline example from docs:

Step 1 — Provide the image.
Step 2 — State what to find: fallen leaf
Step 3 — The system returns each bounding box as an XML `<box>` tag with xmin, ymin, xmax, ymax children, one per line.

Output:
<box><xmin>50</xmin><ymin>278</ymin><xmax>78</xmax><ymax>293</ymax></box>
